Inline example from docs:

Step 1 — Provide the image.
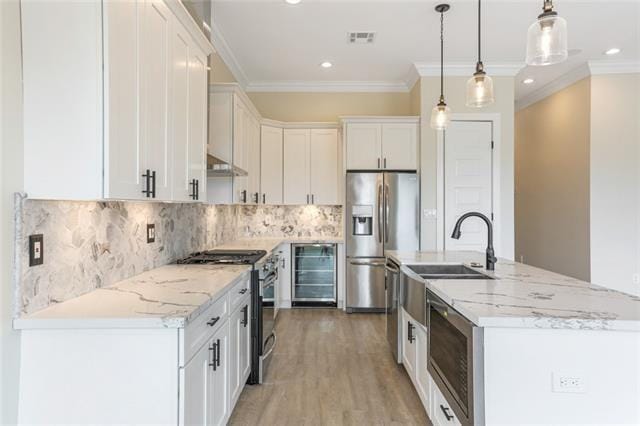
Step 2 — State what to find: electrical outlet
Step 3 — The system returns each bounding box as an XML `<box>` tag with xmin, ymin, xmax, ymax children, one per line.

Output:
<box><xmin>147</xmin><ymin>224</ymin><xmax>155</xmax><ymax>243</ymax></box>
<box><xmin>633</xmin><ymin>273</ymin><xmax>640</xmax><ymax>286</ymax></box>
<box><xmin>29</xmin><ymin>234</ymin><xmax>44</xmax><ymax>266</ymax></box>
<box><xmin>552</xmin><ymin>372</ymin><xmax>586</xmax><ymax>393</ymax></box>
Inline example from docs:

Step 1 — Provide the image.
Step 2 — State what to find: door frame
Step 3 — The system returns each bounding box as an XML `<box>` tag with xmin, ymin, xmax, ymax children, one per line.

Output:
<box><xmin>436</xmin><ymin>113</ymin><xmax>502</xmax><ymax>255</ymax></box>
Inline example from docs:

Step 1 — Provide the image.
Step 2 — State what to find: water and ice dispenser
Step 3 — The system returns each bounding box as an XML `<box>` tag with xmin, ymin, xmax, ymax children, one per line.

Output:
<box><xmin>351</xmin><ymin>205</ymin><xmax>373</xmax><ymax>236</ymax></box>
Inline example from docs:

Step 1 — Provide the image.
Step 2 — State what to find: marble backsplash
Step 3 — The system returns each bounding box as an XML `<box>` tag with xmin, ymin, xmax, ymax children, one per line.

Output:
<box><xmin>16</xmin><ymin>198</ymin><xmax>341</xmax><ymax>315</ymax></box>
<box><xmin>236</xmin><ymin>205</ymin><xmax>343</xmax><ymax>239</ymax></box>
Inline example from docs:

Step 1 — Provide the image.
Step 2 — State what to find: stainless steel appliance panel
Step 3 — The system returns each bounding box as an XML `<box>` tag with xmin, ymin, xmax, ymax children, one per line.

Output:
<box><xmin>401</xmin><ymin>270</ymin><xmax>426</xmax><ymax>327</ymax></box>
<box><xmin>384</xmin><ymin>172</ymin><xmax>419</xmax><ymax>252</ymax></box>
<box><xmin>346</xmin><ymin>257</ymin><xmax>386</xmax><ymax>311</ymax></box>
<box><xmin>385</xmin><ymin>259</ymin><xmax>402</xmax><ymax>363</ymax></box>
<box><xmin>427</xmin><ymin>290</ymin><xmax>485</xmax><ymax>426</ymax></box>
<box><xmin>346</xmin><ymin>173</ymin><xmax>384</xmax><ymax>258</ymax></box>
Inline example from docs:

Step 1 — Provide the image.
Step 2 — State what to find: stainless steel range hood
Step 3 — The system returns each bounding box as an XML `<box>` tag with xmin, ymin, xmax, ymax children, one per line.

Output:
<box><xmin>207</xmin><ymin>154</ymin><xmax>247</xmax><ymax>177</ymax></box>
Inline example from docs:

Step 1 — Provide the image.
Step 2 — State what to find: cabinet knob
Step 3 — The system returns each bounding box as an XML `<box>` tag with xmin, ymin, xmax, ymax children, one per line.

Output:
<box><xmin>440</xmin><ymin>405</ymin><xmax>454</xmax><ymax>421</ymax></box>
<box><xmin>206</xmin><ymin>316</ymin><xmax>220</xmax><ymax>327</ymax></box>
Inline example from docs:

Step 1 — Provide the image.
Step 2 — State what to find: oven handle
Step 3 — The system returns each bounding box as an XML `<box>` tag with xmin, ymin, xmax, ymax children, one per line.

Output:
<box><xmin>262</xmin><ymin>331</ymin><xmax>277</xmax><ymax>359</ymax></box>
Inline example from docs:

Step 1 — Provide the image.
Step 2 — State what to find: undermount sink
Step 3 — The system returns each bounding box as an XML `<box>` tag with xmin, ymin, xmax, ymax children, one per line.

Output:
<box><xmin>406</xmin><ymin>264</ymin><xmax>495</xmax><ymax>280</ymax></box>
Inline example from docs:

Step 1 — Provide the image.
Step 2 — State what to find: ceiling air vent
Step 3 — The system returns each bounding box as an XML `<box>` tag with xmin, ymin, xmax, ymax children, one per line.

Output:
<box><xmin>348</xmin><ymin>32</ymin><xmax>375</xmax><ymax>44</ymax></box>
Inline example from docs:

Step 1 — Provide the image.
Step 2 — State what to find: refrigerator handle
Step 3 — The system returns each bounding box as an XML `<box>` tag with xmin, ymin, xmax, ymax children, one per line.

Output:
<box><xmin>385</xmin><ymin>184</ymin><xmax>390</xmax><ymax>243</ymax></box>
<box><xmin>377</xmin><ymin>184</ymin><xmax>383</xmax><ymax>243</ymax></box>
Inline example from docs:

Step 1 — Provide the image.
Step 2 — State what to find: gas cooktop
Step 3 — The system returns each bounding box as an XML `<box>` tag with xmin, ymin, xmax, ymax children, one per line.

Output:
<box><xmin>176</xmin><ymin>249</ymin><xmax>267</xmax><ymax>265</ymax></box>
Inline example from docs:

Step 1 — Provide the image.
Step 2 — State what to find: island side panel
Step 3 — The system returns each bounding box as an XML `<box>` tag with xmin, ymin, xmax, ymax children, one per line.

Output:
<box><xmin>19</xmin><ymin>328</ymin><xmax>179</xmax><ymax>424</ymax></box>
<box><xmin>483</xmin><ymin>327</ymin><xmax>640</xmax><ymax>424</ymax></box>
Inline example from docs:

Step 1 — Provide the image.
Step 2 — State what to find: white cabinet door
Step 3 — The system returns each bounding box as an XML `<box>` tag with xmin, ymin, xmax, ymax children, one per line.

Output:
<box><xmin>208</xmin><ymin>92</ymin><xmax>233</xmax><ymax>164</ymax></box>
<box><xmin>188</xmin><ymin>47</ymin><xmax>208</xmax><ymax>202</ymax></box>
<box><xmin>260</xmin><ymin>126</ymin><xmax>283</xmax><ymax>204</ymax></box>
<box><xmin>103</xmin><ymin>0</ymin><xmax>144</xmax><ymax>200</ymax></box>
<box><xmin>208</xmin><ymin>322</ymin><xmax>229</xmax><ymax>426</ymax></box>
<box><xmin>232</xmin><ymin>97</ymin><xmax>246</xmax><ymax>171</ymax></box>
<box><xmin>414</xmin><ymin>324</ymin><xmax>430</xmax><ymax>412</ymax></box>
<box><xmin>170</xmin><ymin>23</ymin><xmax>190</xmax><ymax>202</ymax></box>
<box><xmin>310</xmin><ymin>129</ymin><xmax>339</xmax><ymax>205</ymax></box>
<box><xmin>346</xmin><ymin>123</ymin><xmax>382</xmax><ymax>170</ymax></box>
<box><xmin>401</xmin><ymin>309</ymin><xmax>417</xmax><ymax>379</ymax></box>
<box><xmin>141</xmin><ymin>0</ymin><xmax>172</xmax><ymax>200</ymax></box>
<box><xmin>229</xmin><ymin>302</ymin><xmax>250</xmax><ymax>407</ymax></box>
<box><xmin>382</xmin><ymin>123</ymin><xmax>418</xmax><ymax>170</ymax></box>
<box><xmin>181</xmin><ymin>340</ymin><xmax>211</xmax><ymax>426</ymax></box>
<box><xmin>247</xmin><ymin>115</ymin><xmax>261</xmax><ymax>204</ymax></box>
<box><xmin>283</xmin><ymin>129</ymin><xmax>311</xmax><ymax>205</ymax></box>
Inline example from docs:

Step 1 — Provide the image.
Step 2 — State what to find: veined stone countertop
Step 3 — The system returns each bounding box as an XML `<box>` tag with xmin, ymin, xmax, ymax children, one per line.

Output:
<box><xmin>217</xmin><ymin>237</ymin><xmax>344</xmax><ymax>254</ymax></box>
<box><xmin>386</xmin><ymin>250</ymin><xmax>640</xmax><ymax>331</ymax></box>
<box><xmin>14</xmin><ymin>264</ymin><xmax>251</xmax><ymax>330</ymax></box>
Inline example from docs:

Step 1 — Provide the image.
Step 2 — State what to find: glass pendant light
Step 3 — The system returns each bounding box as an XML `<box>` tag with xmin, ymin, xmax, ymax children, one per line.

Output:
<box><xmin>466</xmin><ymin>0</ymin><xmax>494</xmax><ymax>107</ymax></box>
<box><xmin>430</xmin><ymin>4</ymin><xmax>452</xmax><ymax>130</ymax></box>
<box><xmin>526</xmin><ymin>0</ymin><xmax>568</xmax><ymax>66</ymax></box>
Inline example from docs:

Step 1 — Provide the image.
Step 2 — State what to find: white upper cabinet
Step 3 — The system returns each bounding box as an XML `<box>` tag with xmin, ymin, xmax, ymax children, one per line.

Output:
<box><xmin>283</xmin><ymin>129</ymin><xmax>311</xmax><ymax>205</ymax></box>
<box><xmin>344</xmin><ymin>118</ymin><xmax>419</xmax><ymax>171</ymax></box>
<box><xmin>187</xmin><ymin>49</ymin><xmax>208</xmax><ymax>202</ymax></box>
<box><xmin>20</xmin><ymin>0</ymin><xmax>213</xmax><ymax>201</ymax></box>
<box><xmin>209</xmin><ymin>92</ymin><xmax>233</xmax><ymax>165</ymax></box>
<box><xmin>310</xmin><ymin>129</ymin><xmax>340</xmax><ymax>205</ymax></box>
<box><xmin>260</xmin><ymin>126</ymin><xmax>283</xmax><ymax>204</ymax></box>
<box><xmin>382</xmin><ymin>123</ymin><xmax>418</xmax><ymax>170</ymax></box>
<box><xmin>247</xmin><ymin>115</ymin><xmax>262</xmax><ymax>204</ymax></box>
<box><xmin>283</xmin><ymin>127</ymin><xmax>340</xmax><ymax>205</ymax></box>
<box><xmin>345</xmin><ymin>123</ymin><xmax>382</xmax><ymax>170</ymax></box>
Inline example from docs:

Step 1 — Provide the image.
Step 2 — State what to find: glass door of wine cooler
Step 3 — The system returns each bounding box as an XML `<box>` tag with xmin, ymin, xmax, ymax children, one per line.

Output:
<box><xmin>292</xmin><ymin>244</ymin><xmax>337</xmax><ymax>304</ymax></box>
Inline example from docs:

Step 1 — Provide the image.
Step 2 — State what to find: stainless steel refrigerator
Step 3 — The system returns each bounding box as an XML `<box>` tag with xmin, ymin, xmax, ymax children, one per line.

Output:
<box><xmin>345</xmin><ymin>172</ymin><xmax>419</xmax><ymax>312</ymax></box>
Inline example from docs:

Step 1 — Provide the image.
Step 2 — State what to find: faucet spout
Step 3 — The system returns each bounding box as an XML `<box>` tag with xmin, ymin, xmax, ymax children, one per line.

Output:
<box><xmin>450</xmin><ymin>211</ymin><xmax>497</xmax><ymax>271</ymax></box>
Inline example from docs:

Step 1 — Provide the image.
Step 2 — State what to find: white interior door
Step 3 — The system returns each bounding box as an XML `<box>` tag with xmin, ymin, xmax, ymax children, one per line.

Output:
<box><xmin>444</xmin><ymin>121</ymin><xmax>493</xmax><ymax>251</ymax></box>
<box><xmin>283</xmin><ymin>129</ymin><xmax>310</xmax><ymax>204</ymax></box>
<box><xmin>310</xmin><ymin>129</ymin><xmax>339</xmax><ymax>205</ymax></box>
<box><xmin>260</xmin><ymin>126</ymin><xmax>283</xmax><ymax>204</ymax></box>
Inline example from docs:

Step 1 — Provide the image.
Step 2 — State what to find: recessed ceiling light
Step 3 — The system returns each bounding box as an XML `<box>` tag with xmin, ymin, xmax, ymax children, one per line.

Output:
<box><xmin>320</xmin><ymin>61</ymin><xmax>333</xmax><ymax>69</ymax></box>
<box><xmin>285</xmin><ymin>0</ymin><xmax>301</xmax><ymax>4</ymax></box>
<box><xmin>523</xmin><ymin>78</ymin><xmax>535</xmax><ymax>85</ymax></box>
<box><xmin>604</xmin><ymin>47</ymin><xmax>621</xmax><ymax>56</ymax></box>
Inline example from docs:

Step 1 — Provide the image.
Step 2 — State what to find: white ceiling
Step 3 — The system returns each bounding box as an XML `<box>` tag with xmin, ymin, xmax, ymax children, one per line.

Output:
<box><xmin>210</xmin><ymin>0</ymin><xmax>640</xmax><ymax>100</ymax></box>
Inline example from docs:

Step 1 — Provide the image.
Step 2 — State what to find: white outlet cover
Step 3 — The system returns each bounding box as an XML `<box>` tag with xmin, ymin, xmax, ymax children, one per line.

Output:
<box><xmin>552</xmin><ymin>372</ymin><xmax>587</xmax><ymax>393</ymax></box>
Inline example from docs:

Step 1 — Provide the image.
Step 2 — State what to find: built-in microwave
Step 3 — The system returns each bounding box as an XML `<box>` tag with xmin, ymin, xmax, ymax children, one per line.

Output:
<box><xmin>427</xmin><ymin>290</ymin><xmax>485</xmax><ymax>426</ymax></box>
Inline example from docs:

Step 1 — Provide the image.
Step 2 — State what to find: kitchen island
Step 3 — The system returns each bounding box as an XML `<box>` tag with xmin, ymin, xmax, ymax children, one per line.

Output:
<box><xmin>387</xmin><ymin>250</ymin><xmax>640</xmax><ymax>426</ymax></box>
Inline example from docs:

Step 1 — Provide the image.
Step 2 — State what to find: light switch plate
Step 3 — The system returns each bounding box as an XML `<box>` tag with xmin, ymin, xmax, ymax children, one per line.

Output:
<box><xmin>147</xmin><ymin>224</ymin><xmax>156</xmax><ymax>243</ymax></box>
<box><xmin>29</xmin><ymin>234</ymin><xmax>44</xmax><ymax>266</ymax></box>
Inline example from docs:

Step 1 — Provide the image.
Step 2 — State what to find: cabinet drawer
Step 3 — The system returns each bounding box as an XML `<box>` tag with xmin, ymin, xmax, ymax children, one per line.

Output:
<box><xmin>183</xmin><ymin>295</ymin><xmax>228</xmax><ymax>366</ymax></box>
<box><xmin>430</xmin><ymin>376</ymin><xmax>462</xmax><ymax>426</ymax></box>
<box><xmin>229</xmin><ymin>274</ymin><xmax>251</xmax><ymax>312</ymax></box>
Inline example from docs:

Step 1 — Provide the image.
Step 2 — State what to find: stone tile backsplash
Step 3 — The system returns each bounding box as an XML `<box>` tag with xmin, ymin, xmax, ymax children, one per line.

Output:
<box><xmin>16</xmin><ymin>198</ymin><xmax>341</xmax><ymax>315</ymax></box>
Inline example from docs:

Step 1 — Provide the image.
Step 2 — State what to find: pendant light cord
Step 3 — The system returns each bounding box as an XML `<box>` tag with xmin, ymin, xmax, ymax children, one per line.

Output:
<box><xmin>478</xmin><ymin>0</ymin><xmax>481</xmax><ymax>63</ymax></box>
<box><xmin>440</xmin><ymin>10</ymin><xmax>444</xmax><ymax>99</ymax></box>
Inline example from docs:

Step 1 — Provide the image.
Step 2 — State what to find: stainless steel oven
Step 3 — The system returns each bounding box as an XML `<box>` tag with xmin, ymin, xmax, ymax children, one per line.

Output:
<box><xmin>427</xmin><ymin>290</ymin><xmax>484</xmax><ymax>426</ymax></box>
<box><xmin>257</xmin><ymin>255</ymin><xmax>278</xmax><ymax>384</ymax></box>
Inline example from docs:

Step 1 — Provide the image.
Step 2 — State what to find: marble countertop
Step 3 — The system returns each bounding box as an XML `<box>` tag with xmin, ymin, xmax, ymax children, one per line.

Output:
<box><xmin>386</xmin><ymin>251</ymin><xmax>640</xmax><ymax>331</ymax></box>
<box><xmin>14</xmin><ymin>264</ymin><xmax>250</xmax><ymax>330</ymax></box>
<box><xmin>217</xmin><ymin>237</ymin><xmax>344</xmax><ymax>254</ymax></box>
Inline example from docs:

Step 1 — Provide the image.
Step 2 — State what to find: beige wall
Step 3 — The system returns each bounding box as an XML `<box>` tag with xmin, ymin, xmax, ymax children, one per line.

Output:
<box><xmin>590</xmin><ymin>73</ymin><xmax>640</xmax><ymax>295</ymax></box>
<box><xmin>410</xmin><ymin>79</ymin><xmax>421</xmax><ymax>115</ymax></box>
<box><xmin>209</xmin><ymin>53</ymin><xmax>237</xmax><ymax>84</ymax></box>
<box><xmin>420</xmin><ymin>76</ymin><xmax>515</xmax><ymax>259</ymax></box>
<box><xmin>1</xmin><ymin>0</ymin><xmax>23</xmax><ymax>423</ymax></box>
<box><xmin>246</xmin><ymin>91</ymin><xmax>412</xmax><ymax>122</ymax></box>
<box><xmin>515</xmin><ymin>78</ymin><xmax>591</xmax><ymax>281</ymax></box>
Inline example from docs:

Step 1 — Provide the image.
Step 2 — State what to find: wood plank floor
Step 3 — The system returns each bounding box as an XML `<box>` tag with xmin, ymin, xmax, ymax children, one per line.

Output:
<box><xmin>229</xmin><ymin>309</ymin><xmax>430</xmax><ymax>426</ymax></box>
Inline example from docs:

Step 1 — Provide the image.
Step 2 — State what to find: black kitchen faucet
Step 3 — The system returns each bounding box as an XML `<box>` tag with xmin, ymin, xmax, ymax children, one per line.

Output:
<box><xmin>450</xmin><ymin>212</ymin><xmax>497</xmax><ymax>271</ymax></box>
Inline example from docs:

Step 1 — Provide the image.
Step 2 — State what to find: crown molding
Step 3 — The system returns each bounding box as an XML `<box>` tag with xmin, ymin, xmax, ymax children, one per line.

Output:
<box><xmin>245</xmin><ymin>80</ymin><xmax>411</xmax><ymax>93</ymax></box>
<box><xmin>208</xmin><ymin>83</ymin><xmax>262</xmax><ymax>119</ymax></box>
<box><xmin>261</xmin><ymin>118</ymin><xmax>339</xmax><ymax>129</ymax></box>
<box><xmin>209</xmin><ymin>17</ymin><xmax>249</xmax><ymax>89</ymax></box>
<box><xmin>414</xmin><ymin>61</ymin><xmax>523</xmax><ymax>77</ymax></box>
<box><xmin>515</xmin><ymin>63</ymin><xmax>590</xmax><ymax>111</ymax></box>
<box><xmin>588</xmin><ymin>60</ymin><xmax>640</xmax><ymax>75</ymax></box>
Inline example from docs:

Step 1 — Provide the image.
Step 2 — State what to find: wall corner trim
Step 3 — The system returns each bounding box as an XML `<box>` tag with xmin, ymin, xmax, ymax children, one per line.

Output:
<box><xmin>515</xmin><ymin>63</ymin><xmax>591</xmax><ymax>111</ymax></box>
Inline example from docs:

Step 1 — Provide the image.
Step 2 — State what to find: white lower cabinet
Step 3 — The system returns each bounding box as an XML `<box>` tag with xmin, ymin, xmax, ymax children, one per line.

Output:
<box><xmin>401</xmin><ymin>308</ymin><xmax>431</xmax><ymax>417</ymax></box>
<box><xmin>229</xmin><ymin>297</ymin><xmax>251</xmax><ymax>407</ymax></box>
<box><xmin>430</xmin><ymin>375</ymin><xmax>462</xmax><ymax>426</ymax></box>
<box><xmin>209</xmin><ymin>323</ymin><xmax>230</xmax><ymax>426</ymax></box>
